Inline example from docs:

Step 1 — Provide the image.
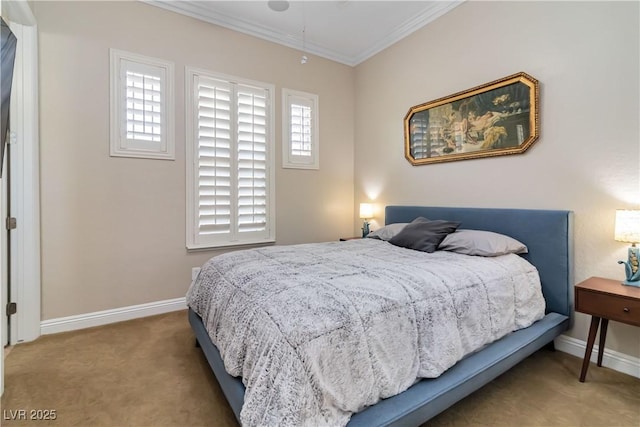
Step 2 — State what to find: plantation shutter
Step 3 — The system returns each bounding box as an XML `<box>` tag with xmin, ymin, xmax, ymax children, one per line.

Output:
<box><xmin>125</xmin><ymin>67</ymin><xmax>162</xmax><ymax>143</ymax></box>
<box><xmin>290</xmin><ymin>100</ymin><xmax>312</xmax><ymax>157</ymax></box>
<box><xmin>195</xmin><ymin>76</ymin><xmax>233</xmax><ymax>239</ymax></box>
<box><xmin>187</xmin><ymin>69</ymin><xmax>273</xmax><ymax>248</ymax></box>
<box><xmin>237</xmin><ymin>85</ymin><xmax>268</xmax><ymax>235</ymax></box>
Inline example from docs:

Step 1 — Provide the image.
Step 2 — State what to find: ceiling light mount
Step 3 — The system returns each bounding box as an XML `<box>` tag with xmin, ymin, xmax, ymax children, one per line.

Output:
<box><xmin>268</xmin><ymin>1</ymin><xmax>290</xmax><ymax>12</ymax></box>
<box><xmin>300</xmin><ymin>24</ymin><xmax>308</xmax><ymax>65</ymax></box>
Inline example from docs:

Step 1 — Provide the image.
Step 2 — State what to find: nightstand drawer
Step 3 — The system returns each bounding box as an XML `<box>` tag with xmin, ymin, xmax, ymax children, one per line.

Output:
<box><xmin>576</xmin><ymin>289</ymin><xmax>640</xmax><ymax>326</ymax></box>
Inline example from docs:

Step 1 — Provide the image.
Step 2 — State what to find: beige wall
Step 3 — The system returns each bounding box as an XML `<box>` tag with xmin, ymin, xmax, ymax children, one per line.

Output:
<box><xmin>34</xmin><ymin>1</ymin><xmax>355</xmax><ymax>319</ymax></box>
<box><xmin>354</xmin><ymin>1</ymin><xmax>640</xmax><ymax>358</ymax></box>
<box><xmin>35</xmin><ymin>0</ymin><xmax>640</xmax><ymax>361</ymax></box>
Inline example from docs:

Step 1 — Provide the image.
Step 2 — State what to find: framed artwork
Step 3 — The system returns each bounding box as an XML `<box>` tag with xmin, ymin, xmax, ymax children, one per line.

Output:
<box><xmin>404</xmin><ymin>72</ymin><xmax>539</xmax><ymax>165</ymax></box>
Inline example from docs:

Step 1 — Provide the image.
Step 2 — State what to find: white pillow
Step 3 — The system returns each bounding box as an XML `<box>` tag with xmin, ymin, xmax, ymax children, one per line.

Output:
<box><xmin>366</xmin><ymin>223</ymin><xmax>408</xmax><ymax>241</ymax></box>
<box><xmin>438</xmin><ymin>229</ymin><xmax>528</xmax><ymax>257</ymax></box>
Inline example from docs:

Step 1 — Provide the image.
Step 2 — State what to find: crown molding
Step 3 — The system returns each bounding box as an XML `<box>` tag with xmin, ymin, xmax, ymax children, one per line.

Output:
<box><xmin>143</xmin><ymin>0</ymin><xmax>463</xmax><ymax>67</ymax></box>
<box><xmin>352</xmin><ymin>1</ymin><xmax>464</xmax><ymax>65</ymax></box>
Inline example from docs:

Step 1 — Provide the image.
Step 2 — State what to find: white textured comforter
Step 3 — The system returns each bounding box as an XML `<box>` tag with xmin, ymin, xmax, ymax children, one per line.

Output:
<box><xmin>187</xmin><ymin>239</ymin><xmax>545</xmax><ymax>426</ymax></box>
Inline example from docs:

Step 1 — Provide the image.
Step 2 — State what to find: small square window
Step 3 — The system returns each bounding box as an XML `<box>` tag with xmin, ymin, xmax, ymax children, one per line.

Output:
<box><xmin>110</xmin><ymin>49</ymin><xmax>174</xmax><ymax>160</ymax></box>
<box><xmin>282</xmin><ymin>89</ymin><xmax>319</xmax><ymax>169</ymax></box>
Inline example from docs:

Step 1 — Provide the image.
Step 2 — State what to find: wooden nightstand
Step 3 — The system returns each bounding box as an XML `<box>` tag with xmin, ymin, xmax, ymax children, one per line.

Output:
<box><xmin>339</xmin><ymin>237</ymin><xmax>361</xmax><ymax>241</ymax></box>
<box><xmin>574</xmin><ymin>276</ymin><xmax>640</xmax><ymax>382</ymax></box>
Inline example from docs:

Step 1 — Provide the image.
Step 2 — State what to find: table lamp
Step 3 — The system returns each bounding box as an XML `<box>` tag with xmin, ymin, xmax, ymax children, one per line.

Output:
<box><xmin>615</xmin><ymin>209</ymin><xmax>640</xmax><ymax>286</ymax></box>
<box><xmin>359</xmin><ymin>203</ymin><xmax>373</xmax><ymax>237</ymax></box>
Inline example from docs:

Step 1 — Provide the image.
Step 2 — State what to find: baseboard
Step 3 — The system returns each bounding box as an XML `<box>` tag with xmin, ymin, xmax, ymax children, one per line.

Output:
<box><xmin>38</xmin><ymin>306</ymin><xmax>640</xmax><ymax>380</ymax></box>
<box><xmin>554</xmin><ymin>334</ymin><xmax>640</xmax><ymax>379</ymax></box>
<box><xmin>40</xmin><ymin>297</ymin><xmax>187</xmax><ymax>335</ymax></box>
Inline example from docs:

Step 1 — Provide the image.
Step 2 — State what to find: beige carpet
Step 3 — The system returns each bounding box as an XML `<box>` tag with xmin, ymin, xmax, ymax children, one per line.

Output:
<box><xmin>2</xmin><ymin>311</ymin><xmax>639</xmax><ymax>427</ymax></box>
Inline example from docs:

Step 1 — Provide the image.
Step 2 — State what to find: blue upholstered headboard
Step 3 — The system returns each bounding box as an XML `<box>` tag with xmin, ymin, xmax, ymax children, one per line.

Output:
<box><xmin>385</xmin><ymin>206</ymin><xmax>573</xmax><ymax>317</ymax></box>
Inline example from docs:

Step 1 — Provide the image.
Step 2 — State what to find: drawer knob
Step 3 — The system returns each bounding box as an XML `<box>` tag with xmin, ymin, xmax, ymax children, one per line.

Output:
<box><xmin>623</xmin><ymin>307</ymin><xmax>630</xmax><ymax>312</ymax></box>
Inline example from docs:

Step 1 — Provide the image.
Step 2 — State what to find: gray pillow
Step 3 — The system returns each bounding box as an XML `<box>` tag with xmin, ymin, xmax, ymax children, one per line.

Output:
<box><xmin>438</xmin><ymin>229</ymin><xmax>528</xmax><ymax>257</ymax></box>
<box><xmin>389</xmin><ymin>217</ymin><xmax>460</xmax><ymax>253</ymax></box>
<box><xmin>366</xmin><ymin>223</ymin><xmax>408</xmax><ymax>241</ymax></box>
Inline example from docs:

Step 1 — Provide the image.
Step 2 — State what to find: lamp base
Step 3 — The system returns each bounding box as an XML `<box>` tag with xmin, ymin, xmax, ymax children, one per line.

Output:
<box><xmin>361</xmin><ymin>221</ymin><xmax>370</xmax><ymax>238</ymax></box>
<box><xmin>621</xmin><ymin>280</ymin><xmax>640</xmax><ymax>287</ymax></box>
<box><xmin>618</xmin><ymin>245</ymin><xmax>640</xmax><ymax>285</ymax></box>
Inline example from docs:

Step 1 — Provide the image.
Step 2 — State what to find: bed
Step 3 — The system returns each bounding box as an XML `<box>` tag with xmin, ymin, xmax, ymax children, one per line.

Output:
<box><xmin>188</xmin><ymin>206</ymin><xmax>573</xmax><ymax>426</ymax></box>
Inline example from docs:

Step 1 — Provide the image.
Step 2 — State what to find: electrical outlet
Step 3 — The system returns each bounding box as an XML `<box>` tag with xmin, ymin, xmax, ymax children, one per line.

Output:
<box><xmin>191</xmin><ymin>267</ymin><xmax>201</xmax><ymax>281</ymax></box>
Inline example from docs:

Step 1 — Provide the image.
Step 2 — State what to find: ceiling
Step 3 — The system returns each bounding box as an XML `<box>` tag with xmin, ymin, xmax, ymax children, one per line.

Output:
<box><xmin>146</xmin><ymin>1</ymin><xmax>463</xmax><ymax>66</ymax></box>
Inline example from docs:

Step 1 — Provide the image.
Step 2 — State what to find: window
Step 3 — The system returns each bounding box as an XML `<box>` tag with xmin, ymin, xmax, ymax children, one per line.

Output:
<box><xmin>186</xmin><ymin>67</ymin><xmax>275</xmax><ymax>249</ymax></box>
<box><xmin>110</xmin><ymin>49</ymin><xmax>174</xmax><ymax>159</ymax></box>
<box><xmin>282</xmin><ymin>88</ymin><xmax>319</xmax><ymax>169</ymax></box>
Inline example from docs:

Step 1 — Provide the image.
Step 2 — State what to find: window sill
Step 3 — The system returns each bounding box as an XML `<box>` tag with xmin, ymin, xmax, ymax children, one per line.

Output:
<box><xmin>186</xmin><ymin>239</ymin><xmax>276</xmax><ymax>252</ymax></box>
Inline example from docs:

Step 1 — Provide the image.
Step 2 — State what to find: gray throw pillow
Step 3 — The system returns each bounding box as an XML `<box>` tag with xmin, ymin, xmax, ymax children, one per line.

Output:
<box><xmin>438</xmin><ymin>229</ymin><xmax>528</xmax><ymax>257</ymax></box>
<box><xmin>366</xmin><ymin>223</ymin><xmax>408</xmax><ymax>241</ymax></box>
<box><xmin>388</xmin><ymin>217</ymin><xmax>460</xmax><ymax>253</ymax></box>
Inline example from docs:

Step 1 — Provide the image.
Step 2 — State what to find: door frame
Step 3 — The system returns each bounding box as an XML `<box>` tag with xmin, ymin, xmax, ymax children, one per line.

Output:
<box><xmin>5</xmin><ymin>2</ymin><xmax>40</xmax><ymax>346</ymax></box>
<box><xmin>1</xmin><ymin>133</ymin><xmax>6</xmax><ymax>397</ymax></box>
<box><xmin>1</xmin><ymin>0</ymin><xmax>39</xmax><ymax>398</ymax></box>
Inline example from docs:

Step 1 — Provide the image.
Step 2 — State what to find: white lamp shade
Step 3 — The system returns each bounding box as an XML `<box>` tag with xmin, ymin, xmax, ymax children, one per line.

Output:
<box><xmin>359</xmin><ymin>203</ymin><xmax>374</xmax><ymax>219</ymax></box>
<box><xmin>615</xmin><ymin>209</ymin><xmax>640</xmax><ymax>243</ymax></box>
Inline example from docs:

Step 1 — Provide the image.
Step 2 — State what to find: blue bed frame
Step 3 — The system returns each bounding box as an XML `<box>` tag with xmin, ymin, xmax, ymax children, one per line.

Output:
<box><xmin>189</xmin><ymin>206</ymin><xmax>573</xmax><ymax>426</ymax></box>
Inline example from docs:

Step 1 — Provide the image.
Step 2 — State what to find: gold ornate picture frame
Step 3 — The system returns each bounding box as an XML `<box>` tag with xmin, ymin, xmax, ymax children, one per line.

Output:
<box><xmin>404</xmin><ymin>72</ymin><xmax>539</xmax><ymax>165</ymax></box>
